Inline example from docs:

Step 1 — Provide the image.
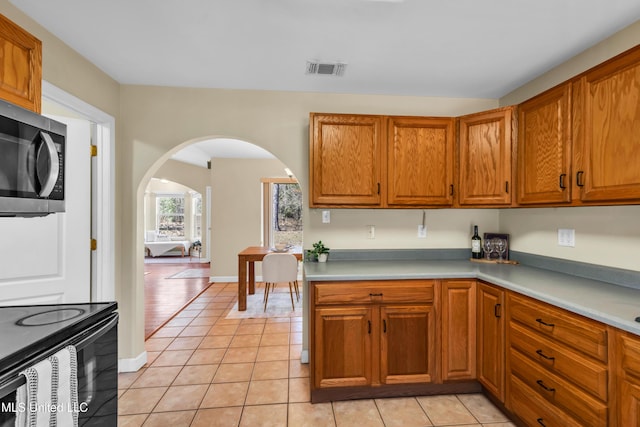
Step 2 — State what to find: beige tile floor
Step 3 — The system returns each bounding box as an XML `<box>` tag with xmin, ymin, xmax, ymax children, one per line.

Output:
<box><xmin>118</xmin><ymin>282</ymin><xmax>515</xmax><ymax>427</ymax></box>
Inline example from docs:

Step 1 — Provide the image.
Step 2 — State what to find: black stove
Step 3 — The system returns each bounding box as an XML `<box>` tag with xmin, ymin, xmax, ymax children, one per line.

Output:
<box><xmin>0</xmin><ymin>302</ymin><xmax>118</xmax><ymax>426</ymax></box>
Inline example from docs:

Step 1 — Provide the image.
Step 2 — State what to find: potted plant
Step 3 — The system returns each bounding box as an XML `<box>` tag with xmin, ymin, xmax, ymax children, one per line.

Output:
<box><xmin>310</xmin><ymin>240</ymin><xmax>330</xmax><ymax>262</ymax></box>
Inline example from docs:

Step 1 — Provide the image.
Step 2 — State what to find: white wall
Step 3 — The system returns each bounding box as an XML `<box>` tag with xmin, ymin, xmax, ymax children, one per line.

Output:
<box><xmin>500</xmin><ymin>206</ymin><xmax>640</xmax><ymax>271</ymax></box>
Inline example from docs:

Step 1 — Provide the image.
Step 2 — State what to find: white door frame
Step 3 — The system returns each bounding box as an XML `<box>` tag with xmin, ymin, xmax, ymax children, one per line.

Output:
<box><xmin>42</xmin><ymin>81</ymin><xmax>115</xmax><ymax>302</ymax></box>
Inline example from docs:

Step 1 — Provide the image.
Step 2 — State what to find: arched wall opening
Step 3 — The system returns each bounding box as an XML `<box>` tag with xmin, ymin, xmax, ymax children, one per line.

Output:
<box><xmin>135</xmin><ymin>135</ymin><xmax>303</xmax><ymax>355</ymax></box>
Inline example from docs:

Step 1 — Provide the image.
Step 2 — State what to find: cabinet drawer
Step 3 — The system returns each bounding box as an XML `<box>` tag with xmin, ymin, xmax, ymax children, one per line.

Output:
<box><xmin>510</xmin><ymin>375</ymin><xmax>582</xmax><ymax>427</ymax></box>
<box><xmin>509</xmin><ymin>322</ymin><xmax>607</xmax><ymax>401</ymax></box>
<box><xmin>508</xmin><ymin>293</ymin><xmax>607</xmax><ymax>362</ymax></box>
<box><xmin>619</xmin><ymin>333</ymin><xmax>640</xmax><ymax>379</ymax></box>
<box><xmin>314</xmin><ymin>281</ymin><xmax>434</xmax><ymax>305</ymax></box>
<box><xmin>510</xmin><ymin>348</ymin><xmax>608</xmax><ymax>427</ymax></box>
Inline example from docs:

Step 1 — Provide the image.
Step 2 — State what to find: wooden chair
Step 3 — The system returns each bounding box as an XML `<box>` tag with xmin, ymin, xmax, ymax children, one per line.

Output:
<box><xmin>262</xmin><ymin>253</ymin><xmax>299</xmax><ymax>311</ymax></box>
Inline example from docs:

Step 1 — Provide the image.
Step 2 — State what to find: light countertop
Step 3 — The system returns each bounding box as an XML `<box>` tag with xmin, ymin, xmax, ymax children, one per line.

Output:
<box><xmin>304</xmin><ymin>259</ymin><xmax>640</xmax><ymax>336</ymax></box>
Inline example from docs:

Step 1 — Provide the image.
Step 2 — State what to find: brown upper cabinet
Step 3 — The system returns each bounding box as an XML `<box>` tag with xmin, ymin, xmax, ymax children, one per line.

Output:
<box><xmin>517</xmin><ymin>83</ymin><xmax>572</xmax><ymax>205</ymax></box>
<box><xmin>386</xmin><ymin>116</ymin><xmax>454</xmax><ymax>207</ymax></box>
<box><xmin>572</xmin><ymin>47</ymin><xmax>640</xmax><ymax>203</ymax></box>
<box><xmin>309</xmin><ymin>113</ymin><xmax>383</xmax><ymax>207</ymax></box>
<box><xmin>309</xmin><ymin>113</ymin><xmax>455</xmax><ymax>208</ymax></box>
<box><xmin>310</xmin><ymin>45</ymin><xmax>640</xmax><ymax>209</ymax></box>
<box><xmin>0</xmin><ymin>14</ymin><xmax>42</xmax><ymax>113</ymax></box>
<box><xmin>457</xmin><ymin>107</ymin><xmax>515</xmax><ymax>206</ymax></box>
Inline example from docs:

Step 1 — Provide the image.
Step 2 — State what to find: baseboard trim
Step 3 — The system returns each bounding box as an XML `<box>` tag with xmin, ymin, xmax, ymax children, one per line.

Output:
<box><xmin>118</xmin><ymin>351</ymin><xmax>147</xmax><ymax>373</ymax></box>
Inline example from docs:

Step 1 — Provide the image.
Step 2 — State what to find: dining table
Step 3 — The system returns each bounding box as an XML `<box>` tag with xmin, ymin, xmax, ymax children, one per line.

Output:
<box><xmin>237</xmin><ymin>245</ymin><xmax>303</xmax><ymax>311</ymax></box>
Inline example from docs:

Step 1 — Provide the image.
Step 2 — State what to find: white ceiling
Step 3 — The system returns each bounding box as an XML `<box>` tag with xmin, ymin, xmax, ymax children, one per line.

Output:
<box><xmin>11</xmin><ymin>0</ymin><xmax>640</xmax><ymax>164</ymax></box>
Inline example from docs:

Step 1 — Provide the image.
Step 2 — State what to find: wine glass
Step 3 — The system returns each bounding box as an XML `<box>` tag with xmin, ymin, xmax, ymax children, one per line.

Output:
<box><xmin>483</xmin><ymin>239</ymin><xmax>493</xmax><ymax>260</ymax></box>
<box><xmin>496</xmin><ymin>238</ymin><xmax>506</xmax><ymax>261</ymax></box>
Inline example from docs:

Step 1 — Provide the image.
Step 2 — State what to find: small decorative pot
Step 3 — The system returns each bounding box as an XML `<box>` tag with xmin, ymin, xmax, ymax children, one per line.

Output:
<box><xmin>318</xmin><ymin>253</ymin><xmax>328</xmax><ymax>263</ymax></box>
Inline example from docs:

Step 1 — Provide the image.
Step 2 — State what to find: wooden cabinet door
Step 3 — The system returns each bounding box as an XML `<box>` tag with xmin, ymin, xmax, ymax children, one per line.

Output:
<box><xmin>616</xmin><ymin>331</ymin><xmax>640</xmax><ymax>427</ymax></box>
<box><xmin>442</xmin><ymin>280</ymin><xmax>476</xmax><ymax>381</ymax></box>
<box><xmin>310</xmin><ymin>113</ymin><xmax>383</xmax><ymax>207</ymax></box>
<box><xmin>477</xmin><ymin>282</ymin><xmax>505</xmax><ymax>402</ymax></box>
<box><xmin>380</xmin><ymin>304</ymin><xmax>436</xmax><ymax>384</ymax></box>
<box><xmin>313</xmin><ymin>306</ymin><xmax>372</xmax><ymax>388</ymax></box>
<box><xmin>0</xmin><ymin>15</ymin><xmax>42</xmax><ymax>113</ymax></box>
<box><xmin>574</xmin><ymin>48</ymin><xmax>640</xmax><ymax>202</ymax></box>
<box><xmin>517</xmin><ymin>83</ymin><xmax>572</xmax><ymax>205</ymax></box>
<box><xmin>458</xmin><ymin>107</ymin><xmax>514</xmax><ymax>206</ymax></box>
<box><xmin>387</xmin><ymin>116</ymin><xmax>455</xmax><ymax>206</ymax></box>
<box><xmin>620</xmin><ymin>379</ymin><xmax>640</xmax><ymax>427</ymax></box>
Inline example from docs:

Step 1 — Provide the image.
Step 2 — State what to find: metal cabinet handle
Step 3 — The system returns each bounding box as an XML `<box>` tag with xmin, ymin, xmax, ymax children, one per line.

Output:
<box><xmin>494</xmin><ymin>304</ymin><xmax>501</xmax><ymax>318</ymax></box>
<box><xmin>536</xmin><ymin>379</ymin><xmax>556</xmax><ymax>392</ymax></box>
<box><xmin>36</xmin><ymin>132</ymin><xmax>60</xmax><ymax>198</ymax></box>
<box><xmin>536</xmin><ymin>349</ymin><xmax>556</xmax><ymax>361</ymax></box>
<box><xmin>368</xmin><ymin>320</ymin><xmax>371</xmax><ymax>334</ymax></box>
<box><xmin>537</xmin><ymin>418</ymin><xmax>547</xmax><ymax>427</ymax></box>
<box><xmin>450</xmin><ymin>184</ymin><xmax>454</xmax><ymax>196</ymax></box>
<box><xmin>559</xmin><ymin>173</ymin><xmax>567</xmax><ymax>189</ymax></box>
<box><xmin>535</xmin><ymin>318</ymin><xmax>555</xmax><ymax>328</ymax></box>
<box><xmin>369</xmin><ymin>293</ymin><xmax>383</xmax><ymax>297</ymax></box>
<box><xmin>383</xmin><ymin>319</ymin><xmax>387</xmax><ymax>333</ymax></box>
<box><xmin>576</xmin><ymin>171</ymin><xmax>585</xmax><ymax>187</ymax></box>
<box><xmin>505</xmin><ymin>181</ymin><xmax>509</xmax><ymax>194</ymax></box>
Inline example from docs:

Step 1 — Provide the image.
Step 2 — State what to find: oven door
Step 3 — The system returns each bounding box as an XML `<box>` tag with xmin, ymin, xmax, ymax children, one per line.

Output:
<box><xmin>0</xmin><ymin>312</ymin><xmax>118</xmax><ymax>426</ymax></box>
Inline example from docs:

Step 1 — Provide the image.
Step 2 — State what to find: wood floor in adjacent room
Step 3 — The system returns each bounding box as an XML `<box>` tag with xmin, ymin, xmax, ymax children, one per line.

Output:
<box><xmin>144</xmin><ymin>260</ymin><xmax>212</xmax><ymax>339</ymax></box>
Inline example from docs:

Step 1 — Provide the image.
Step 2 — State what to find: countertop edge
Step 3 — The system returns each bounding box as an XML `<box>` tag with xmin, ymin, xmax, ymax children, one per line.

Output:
<box><xmin>304</xmin><ymin>260</ymin><xmax>640</xmax><ymax>336</ymax></box>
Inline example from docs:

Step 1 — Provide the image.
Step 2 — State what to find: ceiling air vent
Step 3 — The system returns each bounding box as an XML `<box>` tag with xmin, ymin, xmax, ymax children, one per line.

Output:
<box><xmin>305</xmin><ymin>61</ymin><xmax>347</xmax><ymax>76</ymax></box>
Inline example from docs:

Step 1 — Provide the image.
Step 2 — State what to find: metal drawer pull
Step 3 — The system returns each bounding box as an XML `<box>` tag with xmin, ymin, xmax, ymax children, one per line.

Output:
<box><xmin>537</xmin><ymin>418</ymin><xmax>547</xmax><ymax>427</ymax></box>
<box><xmin>536</xmin><ymin>349</ymin><xmax>555</xmax><ymax>361</ymax></box>
<box><xmin>368</xmin><ymin>320</ymin><xmax>371</xmax><ymax>334</ymax></box>
<box><xmin>535</xmin><ymin>318</ymin><xmax>555</xmax><ymax>327</ymax></box>
<box><xmin>576</xmin><ymin>171</ymin><xmax>585</xmax><ymax>187</ymax></box>
<box><xmin>494</xmin><ymin>303</ymin><xmax>501</xmax><ymax>318</ymax></box>
<box><xmin>536</xmin><ymin>380</ymin><xmax>556</xmax><ymax>392</ymax></box>
<box><xmin>383</xmin><ymin>319</ymin><xmax>387</xmax><ymax>333</ymax></box>
<box><xmin>369</xmin><ymin>293</ymin><xmax>383</xmax><ymax>297</ymax></box>
<box><xmin>559</xmin><ymin>173</ymin><xmax>567</xmax><ymax>189</ymax></box>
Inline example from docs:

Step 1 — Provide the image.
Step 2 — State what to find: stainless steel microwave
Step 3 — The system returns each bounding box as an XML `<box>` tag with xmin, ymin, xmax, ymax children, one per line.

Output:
<box><xmin>0</xmin><ymin>99</ymin><xmax>66</xmax><ymax>217</ymax></box>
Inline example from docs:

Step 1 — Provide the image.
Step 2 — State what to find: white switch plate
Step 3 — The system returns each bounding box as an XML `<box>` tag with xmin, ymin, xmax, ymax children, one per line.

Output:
<box><xmin>367</xmin><ymin>225</ymin><xmax>375</xmax><ymax>239</ymax></box>
<box><xmin>558</xmin><ymin>228</ymin><xmax>575</xmax><ymax>247</ymax></box>
<box><xmin>322</xmin><ymin>210</ymin><xmax>330</xmax><ymax>223</ymax></box>
<box><xmin>417</xmin><ymin>225</ymin><xmax>427</xmax><ymax>238</ymax></box>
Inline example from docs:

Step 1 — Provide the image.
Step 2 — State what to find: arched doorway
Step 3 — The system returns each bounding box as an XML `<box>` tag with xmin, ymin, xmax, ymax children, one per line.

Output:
<box><xmin>138</xmin><ymin>136</ymin><xmax>303</xmax><ymax>342</ymax></box>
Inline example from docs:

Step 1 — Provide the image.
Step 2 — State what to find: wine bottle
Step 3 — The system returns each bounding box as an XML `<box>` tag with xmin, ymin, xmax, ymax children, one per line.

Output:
<box><xmin>471</xmin><ymin>225</ymin><xmax>482</xmax><ymax>259</ymax></box>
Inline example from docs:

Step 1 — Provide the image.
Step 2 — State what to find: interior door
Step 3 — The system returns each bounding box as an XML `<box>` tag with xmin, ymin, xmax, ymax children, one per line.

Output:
<box><xmin>0</xmin><ymin>116</ymin><xmax>91</xmax><ymax>304</ymax></box>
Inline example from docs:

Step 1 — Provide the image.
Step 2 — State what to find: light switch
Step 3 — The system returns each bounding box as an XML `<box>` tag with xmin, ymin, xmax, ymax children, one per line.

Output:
<box><xmin>322</xmin><ymin>210</ymin><xmax>330</xmax><ymax>224</ymax></box>
<box><xmin>558</xmin><ymin>228</ymin><xmax>575</xmax><ymax>247</ymax></box>
<box><xmin>367</xmin><ymin>225</ymin><xmax>375</xmax><ymax>239</ymax></box>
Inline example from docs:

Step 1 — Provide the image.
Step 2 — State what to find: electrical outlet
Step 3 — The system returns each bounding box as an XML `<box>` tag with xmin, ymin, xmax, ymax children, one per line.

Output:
<box><xmin>367</xmin><ymin>225</ymin><xmax>375</xmax><ymax>239</ymax></box>
<box><xmin>558</xmin><ymin>228</ymin><xmax>575</xmax><ymax>247</ymax></box>
<box><xmin>322</xmin><ymin>210</ymin><xmax>330</xmax><ymax>224</ymax></box>
<box><xmin>417</xmin><ymin>225</ymin><xmax>427</xmax><ymax>238</ymax></box>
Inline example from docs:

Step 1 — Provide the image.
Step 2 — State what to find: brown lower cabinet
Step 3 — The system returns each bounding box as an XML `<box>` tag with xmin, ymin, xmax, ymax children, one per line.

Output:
<box><xmin>476</xmin><ymin>281</ymin><xmax>505</xmax><ymax>402</ymax></box>
<box><xmin>310</xmin><ymin>280</ymin><xmax>440</xmax><ymax>401</ymax></box>
<box><xmin>309</xmin><ymin>276</ymin><xmax>637</xmax><ymax>427</ymax></box>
